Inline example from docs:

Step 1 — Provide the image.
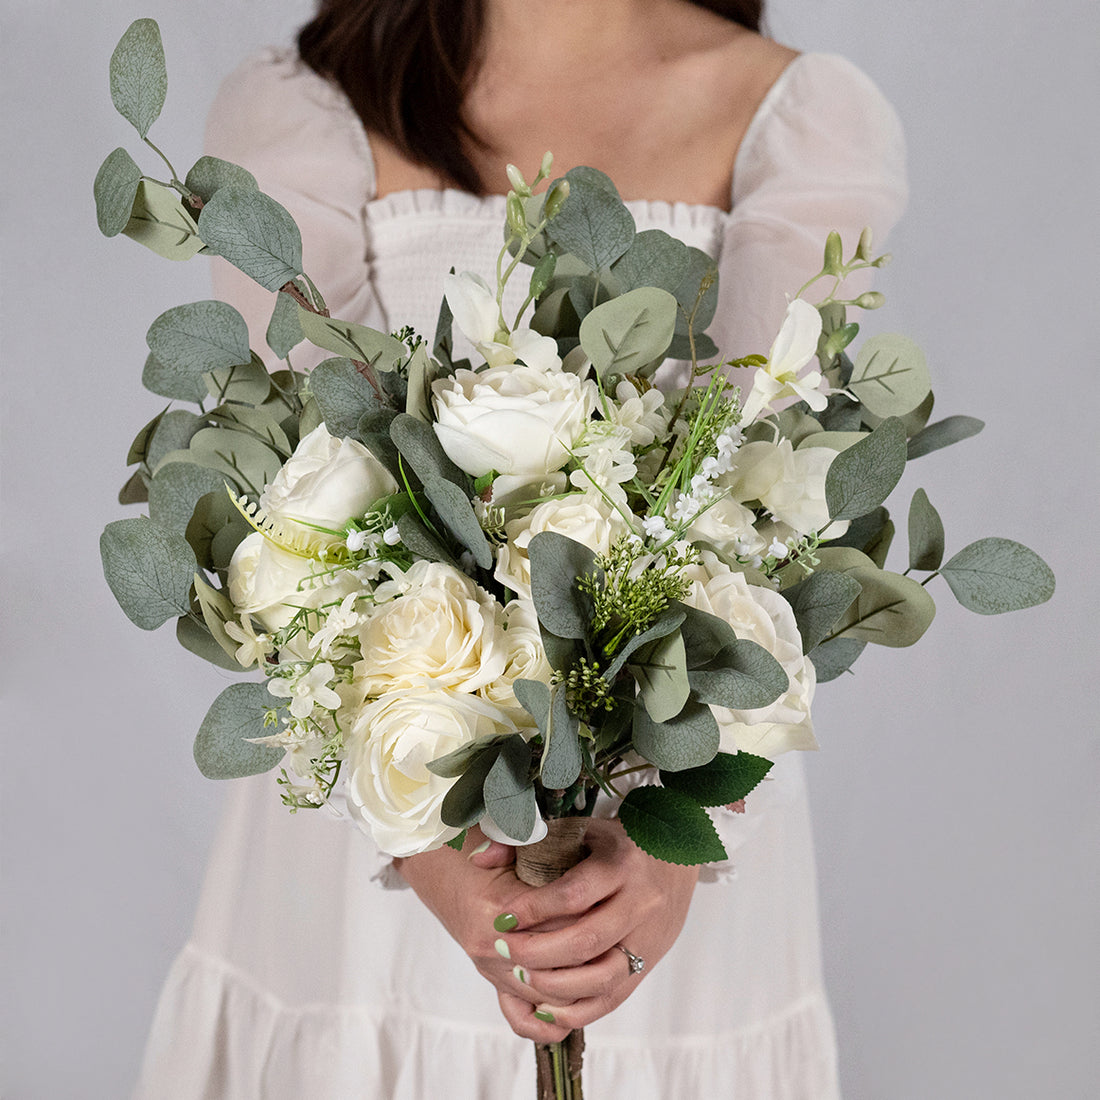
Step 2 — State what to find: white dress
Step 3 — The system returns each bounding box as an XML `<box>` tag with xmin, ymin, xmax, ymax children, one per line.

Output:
<box><xmin>135</xmin><ymin>48</ymin><xmax>906</xmax><ymax>1100</ymax></box>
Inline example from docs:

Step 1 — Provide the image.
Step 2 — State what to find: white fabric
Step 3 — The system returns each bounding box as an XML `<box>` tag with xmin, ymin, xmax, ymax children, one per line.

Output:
<box><xmin>135</xmin><ymin>47</ymin><xmax>905</xmax><ymax>1099</ymax></box>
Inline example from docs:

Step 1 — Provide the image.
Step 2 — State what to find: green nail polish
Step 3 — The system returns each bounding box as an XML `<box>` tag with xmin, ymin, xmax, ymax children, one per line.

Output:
<box><xmin>534</xmin><ymin>1008</ymin><xmax>555</xmax><ymax>1023</ymax></box>
<box><xmin>493</xmin><ymin>938</ymin><xmax>510</xmax><ymax>960</ymax></box>
<box><xmin>512</xmin><ymin>965</ymin><xmax>527</xmax><ymax>984</ymax></box>
<box><xmin>493</xmin><ymin>912</ymin><xmax>519</xmax><ymax>932</ymax></box>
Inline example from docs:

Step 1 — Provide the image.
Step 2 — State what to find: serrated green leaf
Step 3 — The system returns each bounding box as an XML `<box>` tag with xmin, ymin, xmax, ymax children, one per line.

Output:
<box><xmin>579</xmin><ymin>287</ymin><xmax>678</xmax><ymax>378</ymax></box>
<box><xmin>908</xmin><ymin>488</ymin><xmax>945</xmax><ymax>572</ymax></box>
<box><xmin>619</xmin><ymin>786</ymin><xmax>726</xmax><ymax>864</ymax></box>
<box><xmin>632</xmin><ymin>699</ymin><xmax>719</xmax><ymax>771</ymax></box>
<box><xmin>110</xmin><ymin>18</ymin><xmax>167</xmax><ymax>139</ymax></box>
<box><xmin>848</xmin><ymin>334</ymin><xmax>931</xmax><ymax>418</ymax></box>
<box><xmin>782</xmin><ymin>570</ymin><xmax>863</xmax><ymax>653</ymax></box>
<box><xmin>193</xmin><ymin>682</ymin><xmax>284</xmax><ymax>779</ymax></box>
<box><xmin>940</xmin><ymin>538</ymin><xmax>1055</xmax><ymax>614</ymax></box>
<box><xmin>445</xmin><ymin>829</ymin><xmax>468</xmax><ymax>852</ymax></box>
<box><xmin>142</xmin><ymin>353</ymin><xmax>207</xmax><ymax>403</ymax></box>
<box><xmin>907</xmin><ymin>415</ymin><xmax>985</xmax><ymax>459</ymax></box>
<box><xmin>100</xmin><ymin>516</ymin><xmax>197</xmax><ymax>629</ymax></box>
<box><xmin>123</xmin><ymin>180</ymin><xmax>205</xmax><ymax>261</ymax></box>
<box><xmin>825</xmin><ymin>416</ymin><xmax>907</xmax><ymax>521</ymax></box>
<box><xmin>184</xmin><ymin>155</ymin><xmax>258</xmax><ymax>204</ymax></box>
<box><xmin>659</xmin><ymin>751</ymin><xmax>773</xmax><ymax>807</ymax></box>
<box><xmin>483</xmin><ymin>736</ymin><xmax>536</xmax><ymax>842</ymax></box>
<box><xmin>631</xmin><ymin>630</ymin><xmax>690</xmax><ymax>723</ymax></box>
<box><xmin>297</xmin><ymin>309</ymin><xmax>407</xmax><ymax>369</ymax></box>
<box><xmin>528</xmin><ymin>533</ymin><xmax>598</xmax><ymax>640</ymax></box>
<box><xmin>809</xmin><ymin>637</ymin><xmax>867</xmax><ymax>681</ymax></box>
<box><xmin>688</xmin><ymin>639</ymin><xmax>789</xmax><ymax>710</ymax></box>
<box><xmin>94</xmin><ymin>147</ymin><xmax>143</xmax><ymax>236</ymax></box>
<box><xmin>197</xmin><ymin>187</ymin><xmax>303</xmax><ymax>290</ymax></box>
<box><xmin>611</xmin><ymin>229</ymin><xmax>692</xmax><ymax>293</ymax></box>
<box><xmin>549</xmin><ymin>168</ymin><xmax>636</xmax><ymax>271</ymax></box>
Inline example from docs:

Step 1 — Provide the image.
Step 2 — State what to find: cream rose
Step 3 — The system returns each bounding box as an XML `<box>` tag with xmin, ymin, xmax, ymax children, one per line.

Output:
<box><xmin>355</xmin><ymin>560</ymin><xmax>505</xmax><ymax>696</ymax></box>
<box><xmin>345</xmin><ymin>687</ymin><xmax>518</xmax><ymax>856</ymax></box>
<box><xmin>227</xmin><ymin>531</ymin><xmax>328</xmax><ymax>631</ymax></box>
<box><xmin>431</xmin><ymin>364</ymin><xmax>596</xmax><ymax>480</ymax></box>
<box><xmin>685</xmin><ymin>495</ymin><xmax>767</xmax><ymax>560</ymax></box>
<box><xmin>481</xmin><ymin>598</ymin><xmax>554</xmax><ymax>720</ymax></box>
<box><xmin>683</xmin><ymin>553</ymin><xmax>818</xmax><ymax>756</ymax></box>
<box><xmin>494</xmin><ymin>494</ymin><xmax>628</xmax><ymax>600</ymax></box>
<box><xmin>260</xmin><ymin>424</ymin><xmax>398</xmax><ymax>537</ymax></box>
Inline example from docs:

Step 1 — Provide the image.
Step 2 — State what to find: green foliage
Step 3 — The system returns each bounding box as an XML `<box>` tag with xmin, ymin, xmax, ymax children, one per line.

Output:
<box><xmin>612</xmin><ymin>229</ymin><xmax>691</xmax><ymax>294</ymax></box>
<box><xmin>483</xmin><ymin>736</ymin><xmax>537</xmax><ymax>842</ymax></box>
<box><xmin>548</xmin><ymin>166</ymin><xmax>635</xmax><ymax>271</ymax></box>
<box><xmin>266</xmin><ymin>291</ymin><xmax>305</xmax><ymax>359</ymax></box>
<box><xmin>439</xmin><ymin>742</ymin><xmax>501</xmax><ymax>829</ymax></box>
<box><xmin>310</xmin><ymin>357</ymin><xmax>383</xmax><ymax>440</ymax></box>
<box><xmin>908</xmin><ymin>488</ymin><xmax>945</xmax><ymax>571</ymax></box>
<box><xmin>424</xmin><ymin>477</ymin><xmax>494</xmax><ymax>570</ymax></box>
<box><xmin>686</xmin><ymin>639</ymin><xmax>789</xmax><ymax>710</ymax></box>
<box><xmin>847</xmin><ymin>334</ymin><xmax>931</xmax><ymax>418</ymax></box>
<box><xmin>633</xmin><ymin>699</ymin><xmax>719</xmax><ymax>771</ymax></box>
<box><xmin>145</xmin><ymin>409</ymin><xmax>204</xmax><ymax>470</ymax></box>
<box><xmin>527</xmin><ymin>533</ymin><xmax>598</xmax><ymax>640</ymax></box>
<box><xmin>619</xmin><ymin>786</ymin><xmax>727</xmax><ymax>865</ymax></box>
<box><xmin>297</xmin><ymin>310</ymin><xmax>407</xmax><ymax>370</ymax></box>
<box><xmin>579</xmin><ymin>288</ymin><xmax>678</xmax><ymax>378</ymax></box>
<box><xmin>810</xmin><ymin>637</ymin><xmax>867</xmax><ymax>681</ymax></box>
<box><xmin>110</xmin><ymin>18</ymin><xmax>167</xmax><ymax>139</ymax></box>
<box><xmin>825</xmin><ymin>416</ymin><xmax>908</xmax><ymax>521</ymax></box>
<box><xmin>94</xmin><ymin>147</ymin><xmax>143</xmax><ymax>236</ymax></box>
<box><xmin>660</xmin><ymin>751</ymin><xmax>773</xmax><ymax>807</ymax></box>
<box><xmin>198</xmin><ymin>187</ymin><xmax>303</xmax><ymax>289</ymax></box>
<box><xmin>631</xmin><ymin>630</ymin><xmax>690</xmax><ymax>723</ymax></box>
<box><xmin>191</xmin><ymin>573</ymin><xmax>243</xmax><ymax>667</ymax></box>
<box><xmin>783</xmin><ymin>569</ymin><xmax>864</xmax><ymax>653</ymax></box>
<box><xmin>100</xmin><ymin>516</ymin><xmax>197</xmax><ymax>629</ymax></box>
<box><xmin>939</xmin><ymin>538</ymin><xmax>1055</xmax><ymax>614</ymax></box>
<box><xmin>184</xmin><ymin>156</ymin><xmax>258</xmax><ymax>204</ymax></box>
<box><xmin>123</xmin><ymin>180</ymin><xmax>204</xmax><ymax>260</ymax></box>
<box><xmin>176</xmin><ymin>613</ymin><xmax>240</xmax><ymax>672</ymax></box>
<box><xmin>142</xmin><ymin>353</ymin><xmax>207</xmax><ymax>403</ymax></box>
<box><xmin>193</xmin><ymin>683</ymin><xmax>284</xmax><ymax>779</ymax></box>
<box><xmin>146</xmin><ymin>300</ymin><xmax>251</xmax><ymax>376</ymax></box>
<box><xmin>907</xmin><ymin>415</ymin><xmax>985</xmax><ymax>459</ymax></box>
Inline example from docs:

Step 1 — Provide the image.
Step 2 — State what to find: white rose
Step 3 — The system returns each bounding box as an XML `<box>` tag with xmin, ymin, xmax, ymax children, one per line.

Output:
<box><xmin>355</xmin><ymin>560</ymin><xmax>506</xmax><ymax>696</ymax></box>
<box><xmin>227</xmin><ymin>531</ymin><xmax>328</xmax><ymax>632</ymax></box>
<box><xmin>260</xmin><ymin>424</ymin><xmax>398</xmax><ymax>537</ymax></box>
<box><xmin>345</xmin><ymin>688</ymin><xmax>518</xmax><ymax>856</ymax></box>
<box><xmin>494</xmin><ymin>494</ymin><xmax>628</xmax><ymax>600</ymax></box>
<box><xmin>683</xmin><ymin>553</ymin><xmax>818</xmax><ymax>756</ymax></box>
<box><xmin>432</xmin><ymin>364</ymin><xmax>596</xmax><ymax>480</ymax></box>
<box><xmin>685</xmin><ymin>495</ymin><xmax>767</xmax><ymax>560</ymax></box>
<box><xmin>481</xmin><ymin>598</ymin><xmax>554</xmax><ymax>718</ymax></box>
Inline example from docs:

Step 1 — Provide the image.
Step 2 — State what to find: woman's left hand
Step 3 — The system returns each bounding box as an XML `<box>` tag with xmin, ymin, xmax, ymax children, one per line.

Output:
<box><xmin>491</xmin><ymin>817</ymin><xmax>700</xmax><ymax>1043</ymax></box>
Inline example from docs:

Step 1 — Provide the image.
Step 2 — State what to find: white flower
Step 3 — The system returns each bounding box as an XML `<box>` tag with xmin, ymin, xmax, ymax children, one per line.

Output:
<box><xmin>227</xmin><ymin>531</ymin><xmax>328</xmax><ymax>632</ymax></box>
<box><xmin>683</xmin><ymin>553</ymin><xmax>817</xmax><ymax>756</ymax></box>
<box><xmin>268</xmin><ymin>661</ymin><xmax>343</xmax><ymax>720</ymax></box>
<box><xmin>480</xmin><ymin>598</ymin><xmax>554</xmax><ymax>718</ymax></box>
<box><xmin>260</xmin><ymin>424</ymin><xmax>398</xmax><ymax>539</ymax></box>
<box><xmin>740</xmin><ymin>299</ymin><xmax>827</xmax><ymax>424</ymax></box>
<box><xmin>432</xmin><ymin>362</ymin><xmax>596</xmax><ymax>481</ymax></box>
<box><xmin>354</xmin><ymin>560</ymin><xmax>506</xmax><ymax>696</ymax></box>
<box><xmin>345</xmin><ymin>687</ymin><xmax>519</xmax><ymax>856</ymax></box>
<box><xmin>309</xmin><ymin>592</ymin><xmax>364</xmax><ymax>657</ymax></box>
<box><xmin>609</xmin><ymin>381</ymin><xmax>668</xmax><ymax>446</ymax></box>
<box><xmin>494</xmin><ymin>494</ymin><xmax>628</xmax><ymax>600</ymax></box>
<box><xmin>223</xmin><ymin>613</ymin><xmax>274</xmax><ymax>668</ymax></box>
<box><xmin>684</xmin><ymin>495</ymin><xmax>767</xmax><ymax>560</ymax></box>
<box><xmin>444</xmin><ymin>271</ymin><xmax>561</xmax><ymax>371</ymax></box>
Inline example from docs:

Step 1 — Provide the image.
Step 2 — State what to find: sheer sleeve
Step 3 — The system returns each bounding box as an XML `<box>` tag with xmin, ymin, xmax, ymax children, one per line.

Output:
<box><xmin>204</xmin><ymin>48</ymin><xmax>383</xmax><ymax>368</ymax></box>
<box><xmin>713</xmin><ymin>52</ymin><xmax>908</xmax><ymax>362</ymax></box>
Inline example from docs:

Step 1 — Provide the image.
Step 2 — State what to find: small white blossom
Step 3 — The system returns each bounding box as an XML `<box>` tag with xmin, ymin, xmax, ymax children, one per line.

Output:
<box><xmin>309</xmin><ymin>593</ymin><xmax>363</xmax><ymax>656</ymax></box>
<box><xmin>767</xmin><ymin>537</ymin><xmax>789</xmax><ymax>560</ymax></box>
<box><xmin>269</xmin><ymin>662</ymin><xmax>342</xmax><ymax>719</ymax></box>
<box><xmin>382</xmin><ymin>525</ymin><xmax>401</xmax><ymax>546</ymax></box>
<box><xmin>345</xmin><ymin>528</ymin><xmax>371</xmax><ymax>552</ymax></box>
<box><xmin>642</xmin><ymin>514</ymin><xmax>674</xmax><ymax>542</ymax></box>
<box><xmin>224</xmin><ymin>615</ymin><xmax>274</xmax><ymax>669</ymax></box>
<box><xmin>740</xmin><ymin>299</ymin><xmax>828</xmax><ymax>424</ymax></box>
<box><xmin>610</xmin><ymin>381</ymin><xmax>667</xmax><ymax>446</ymax></box>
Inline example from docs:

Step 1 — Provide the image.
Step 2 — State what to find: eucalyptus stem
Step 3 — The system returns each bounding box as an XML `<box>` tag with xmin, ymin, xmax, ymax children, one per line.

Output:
<box><xmin>142</xmin><ymin>135</ymin><xmax>182</xmax><ymax>188</ymax></box>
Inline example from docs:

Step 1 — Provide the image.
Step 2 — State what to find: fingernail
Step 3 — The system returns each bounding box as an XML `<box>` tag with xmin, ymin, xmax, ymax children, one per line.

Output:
<box><xmin>534</xmin><ymin>1006</ymin><xmax>556</xmax><ymax>1023</ymax></box>
<box><xmin>512</xmin><ymin>965</ymin><xmax>528</xmax><ymax>984</ymax></box>
<box><xmin>467</xmin><ymin>839</ymin><xmax>492</xmax><ymax>859</ymax></box>
<box><xmin>494</xmin><ymin>938</ymin><xmax>511</xmax><ymax>960</ymax></box>
<box><xmin>493</xmin><ymin>912</ymin><xmax>519</xmax><ymax>932</ymax></box>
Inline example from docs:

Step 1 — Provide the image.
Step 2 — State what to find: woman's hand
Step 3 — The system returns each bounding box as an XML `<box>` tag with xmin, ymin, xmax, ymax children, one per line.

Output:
<box><xmin>395</xmin><ymin>819</ymin><xmax>700</xmax><ymax>1043</ymax></box>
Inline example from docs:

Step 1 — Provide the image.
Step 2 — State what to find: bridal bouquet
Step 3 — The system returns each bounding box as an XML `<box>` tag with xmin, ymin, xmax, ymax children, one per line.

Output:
<box><xmin>96</xmin><ymin>20</ymin><xmax>1054</xmax><ymax>1100</ymax></box>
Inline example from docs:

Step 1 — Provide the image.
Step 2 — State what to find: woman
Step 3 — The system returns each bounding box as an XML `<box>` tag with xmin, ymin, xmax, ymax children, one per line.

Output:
<box><xmin>135</xmin><ymin>1</ymin><xmax>905</xmax><ymax>1095</ymax></box>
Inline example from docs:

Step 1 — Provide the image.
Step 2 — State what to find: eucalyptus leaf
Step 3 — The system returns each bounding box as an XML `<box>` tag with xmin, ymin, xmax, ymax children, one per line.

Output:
<box><xmin>146</xmin><ymin>410</ymin><xmax>205</xmax><ymax>475</ymax></box>
<box><xmin>816</xmin><ymin>389</ymin><xmax>863</xmax><ymax>433</ymax></box>
<box><xmin>863</xmin><ymin>390</ymin><xmax>935</xmax><ymax>435</ymax></box>
<box><xmin>864</xmin><ymin>517</ymin><xmax>896</xmax><ymax>569</ymax></box>
<box><xmin>672</xmin><ymin>601</ymin><xmax>739</xmax><ymax>669</ymax></box>
<box><xmin>848</xmin><ymin>334</ymin><xmax>931</xmax><ymax>417</ymax></box>
<box><xmin>440</xmin><ymin>743</ymin><xmax>500</xmax><ymax>828</ymax></box>
<box><xmin>809</xmin><ymin>637</ymin><xmax>867</xmax><ymax>682</ymax></box>
<box><xmin>185</xmin><ymin>489</ymin><xmax>250</xmax><ymax>573</ymax></box>
<box><xmin>688</xmin><ymin>639</ymin><xmax>789</xmax><ymax>710</ymax></box>
<box><xmin>539</xmin><ymin>626</ymin><xmax>577</xmax><ymax>674</ymax></box>
<box><xmin>797</xmin><ymin>430</ymin><xmax>865</xmax><ymax>453</ymax></box>
<box><xmin>176</xmin><ymin>613</ymin><xmax>240</xmax><ymax>672</ymax></box>
<box><xmin>266</xmin><ymin>290</ymin><xmax>305</xmax><ymax>359</ymax></box>
<box><xmin>94</xmin><ymin>147</ymin><xmax>142</xmax><ymax>236</ymax></box>
<box><xmin>528</xmin><ymin>532</ymin><xmax>598</xmax><ymax>640</ymax></box>
<box><xmin>549</xmin><ymin>168</ymin><xmax>636</xmax><ymax>271</ymax></box>
<box><xmin>198</xmin><ymin>187</ymin><xmax>303</xmax><ymax>290</ymax></box>
<box><xmin>619</xmin><ymin>786</ymin><xmax>726</xmax><ymax>865</ymax></box>
<box><xmin>827</xmin><ymin>561</ymin><xmax>937</xmax><ymax>647</ymax></box>
<box><xmin>404</xmin><ymin>345</ymin><xmax>440</xmax><ymax>422</ymax></box>
<box><xmin>142</xmin><ymin>353</ymin><xmax>207</xmax><ymax>404</ymax></box>
<box><xmin>118</xmin><ymin>469</ymin><xmax>149</xmax><ymax>505</ymax></box>
<box><xmin>433</xmin><ymin>288</ymin><xmax>456</xmax><ymax>368</ymax></box>
<box><xmin>782</xmin><ymin>569</ymin><xmax>863</xmax><ymax>653</ymax></box>
<box><xmin>665</xmin><ymin>331</ymin><xmax>720</xmax><ymax>363</ymax></box>
<box><xmin>297</xmin><ymin>309</ymin><xmax>407</xmax><ymax>370</ymax></box>
<box><xmin>602</xmin><ymin>609</ymin><xmax>686</xmax><ymax>679</ymax></box>
<box><xmin>672</xmin><ymin>247</ymin><xmax>719</xmax><ymax>335</ymax></box>
<box><xmin>908</xmin><ymin>488</ymin><xmax>945</xmax><ymax>572</ymax></box>
<box><xmin>939</xmin><ymin>538</ymin><xmax>1055</xmax><ymax>614</ymax></box>
<box><xmin>825</xmin><ymin>416</ymin><xmax>907</xmax><ymax>521</ymax></box>
<box><xmin>907</xmin><ymin>415</ymin><xmax>985</xmax><ymax>460</ymax></box>
<box><xmin>826</xmin><ymin>507</ymin><xmax>891</xmax><ymax>555</ymax></box>
<box><xmin>483</xmin><ymin>736</ymin><xmax>537</xmax><ymax>842</ymax></box>
<box><xmin>632</xmin><ymin>699</ymin><xmax>720</xmax><ymax>772</ymax></box>
<box><xmin>147</xmin><ymin>300</ymin><xmax>251</xmax><ymax>376</ymax></box>
<box><xmin>123</xmin><ymin>180</ymin><xmax>205</xmax><ymax>261</ymax></box>
<box><xmin>395</xmin><ymin>512</ymin><xmax>456</xmax><ymax>566</ymax></box>
<box><xmin>424</xmin><ymin>478</ymin><xmax>493</xmax><ymax>569</ymax></box>
<box><xmin>148</xmin><ymin>463</ymin><xmax>229</xmax><ymax>534</ymax></box>
<box><xmin>426</xmin><ymin>734</ymin><xmax>509</xmax><ymax>779</ymax></box>
<box><xmin>110</xmin><ymin>18</ymin><xmax>167</xmax><ymax>139</ymax></box>
<box><xmin>206</xmin><ymin>354</ymin><xmax>276</xmax><ymax>408</ymax></box>
<box><xmin>184</xmin><ymin>156</ymin><xmax>258</xmax><ymax>204</ymax></box>
<box><xmin>542</xmin><ymin>684</ymin><xmax>583</xmax><ymax>790</ymax></box>
<box><xmin>611</xmin><ymin>229</ymin><xmax>691</xmax><ymax>293</ymax></box>
<box><xmin>579</xmin><ymin>287</ymin><xmax>678</xmax><ymax>378</ymax></box>
<box><xmin>100</xmin><ymin>516</ymin><xmax>197</xmax><ymax>630</ymax></box>
<box><xmin>631</xmin><ymin>631</ymin><xmax>690</xmax><ymax>723</ymax></box>
<box><xmin>127</xmin><ymin>408</ymin><xmax>166</xmax><ymax>466</ymax></box>
<box><xmin>193</xmin><ymin>682</ymin><xmax>284</xmax><ymax>780</ymax></box>
<box><xmin>310</xmin><ymin>357</ymin><xmax>382</xmax><ymax>440</ymax></box>
<box><xmin>177</xmin><ymin>427</ymin><xmax>284</xmax><ymax>498</ymax></box>
<box><xmin>567</xmin><ymin>274</ymin><xmax>615</xmax><ymax>323</ymax></box>
<box><xmin>192</xmin><ymin>573</ymin><xmax>244</xmax><ymax>667</ymax></box>
<box><xmin>208</xmin><ymin>402</ymin><xmax>292</xmax><ymax>458</ymax></box>
<box><xmin>660</xmin><ymin>750</ymin><xmax>773</xmax><ymax>807</ymax></box>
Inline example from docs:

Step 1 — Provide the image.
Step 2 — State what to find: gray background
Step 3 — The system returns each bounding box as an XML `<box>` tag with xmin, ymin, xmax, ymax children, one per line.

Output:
<box><xmin>3</xmin><ymin>1</ymin><xmax>1097</xmax><ymax>1096</ymax></box>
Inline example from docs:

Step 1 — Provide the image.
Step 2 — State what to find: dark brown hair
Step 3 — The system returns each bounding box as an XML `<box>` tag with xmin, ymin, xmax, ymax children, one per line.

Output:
<box><xmin>298</xmin><ymin>1</ymin><xmax>765</xmax><ymax>194</ymax></box>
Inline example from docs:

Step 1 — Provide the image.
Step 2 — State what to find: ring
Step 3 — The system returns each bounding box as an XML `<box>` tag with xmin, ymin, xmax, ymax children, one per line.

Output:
<box><xmin>615</xmin><ymin>943</ymin><xmax>645</xmax><ymax>975</ymax></box>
